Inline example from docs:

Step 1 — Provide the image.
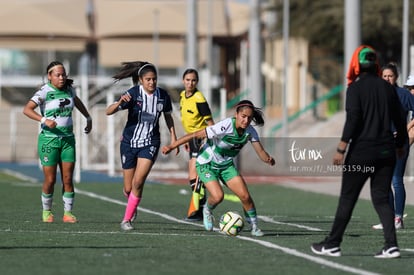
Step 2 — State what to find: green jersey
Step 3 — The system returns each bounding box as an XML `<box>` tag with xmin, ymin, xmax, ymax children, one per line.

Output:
<box><xmin>30</xmin><ymin>83</ymin><xmax>76</xmax><ymax>137</ymax></box>
<box><xmin>197</xmin><ymin>117</ymin><xmax>260</xmax><ymax>168</ymax></box>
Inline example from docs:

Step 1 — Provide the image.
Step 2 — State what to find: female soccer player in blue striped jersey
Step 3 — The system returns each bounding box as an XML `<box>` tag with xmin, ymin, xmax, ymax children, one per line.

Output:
<box><xmin>162</xmin><ymin>100</ymin><xmax>275</xmax><ymax>236</ymax></box>
<box><xmin>106</xmin><ymin>61</ymin><xmax>179</xmax><ymax>231</ymax></box>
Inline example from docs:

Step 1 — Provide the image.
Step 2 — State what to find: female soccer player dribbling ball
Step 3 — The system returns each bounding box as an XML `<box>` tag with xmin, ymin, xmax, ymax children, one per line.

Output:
<box><xmin>162</xmin><ymin>100</ymin><xmax>275</xmax><ymax>236</ymax></box>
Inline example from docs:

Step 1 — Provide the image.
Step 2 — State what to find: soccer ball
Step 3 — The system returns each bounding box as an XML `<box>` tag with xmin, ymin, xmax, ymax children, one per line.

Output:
<box><xmin>219</xmin><ymin>211</ymin><xmax>244</xmax><ymax>236</ymax></box>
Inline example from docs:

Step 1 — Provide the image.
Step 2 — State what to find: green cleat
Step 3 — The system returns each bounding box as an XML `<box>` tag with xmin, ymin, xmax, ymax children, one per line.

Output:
<box><xmin>42</xmin><ymin>210</ymin><xmax>54</xmax><ymax>223</ymax></box>
<box><xmin>203</xmin><ymin>207</ymin><xmax>214</xmax><ymax>231</ymax></box>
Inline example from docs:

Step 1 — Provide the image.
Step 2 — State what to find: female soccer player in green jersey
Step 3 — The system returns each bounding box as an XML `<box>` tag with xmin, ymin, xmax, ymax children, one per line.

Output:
<box><xmin>162</xmin><ymin>100</ymin><xmax>275</xmax><ymax>236</ymax></box>
<box><xmin>23</xmin><ymin>61</ymin><xmax>92</xmax><ymax>223</ymax></box>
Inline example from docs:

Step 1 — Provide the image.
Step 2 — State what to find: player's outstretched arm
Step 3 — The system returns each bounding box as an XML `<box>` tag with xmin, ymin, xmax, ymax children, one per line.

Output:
<box><xmin>251</xmin><ymin>141</ymin><xmax>275</xmax><ymax>166</ymax></box>
<box><xmin>162</xmin><ymin>129</ymin><xmax>207</xmax><ymax>155</ymax></box>
<box><xmin>164</xmin><ymin>113</ymin><xmax>179</xmax><ymax>155</ymax></box>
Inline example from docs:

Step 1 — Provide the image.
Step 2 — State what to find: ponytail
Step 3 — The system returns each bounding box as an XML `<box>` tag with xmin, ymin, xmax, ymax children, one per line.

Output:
<box><xmin>113</xmin><ymin>61</ymin><xmax>157</xmax><ymax>86</ymax></box>
<box><xmin>235</xmin><ymin>100</ymin><xmax>265</xmax><ymax>126</ymax></box>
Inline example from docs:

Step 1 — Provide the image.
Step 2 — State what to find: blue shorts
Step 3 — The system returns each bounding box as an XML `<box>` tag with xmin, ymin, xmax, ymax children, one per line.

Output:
<box><xmin>120</xmin><ymin>142</ymin><xmax>159</xmax><ymax>169</ymax></box>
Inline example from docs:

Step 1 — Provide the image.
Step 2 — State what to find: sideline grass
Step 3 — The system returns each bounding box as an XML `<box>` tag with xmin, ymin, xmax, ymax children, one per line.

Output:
<box><xmin>0</xmin><ymin>172</ymin><xmax>413</xmax><ymax>275</ymax></box>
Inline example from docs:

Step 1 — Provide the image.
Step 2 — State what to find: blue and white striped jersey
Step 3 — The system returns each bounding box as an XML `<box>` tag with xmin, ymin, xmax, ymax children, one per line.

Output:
<box><xmin>118</xmin><ymin>85</ymin><xmax>173</xmax><ymax>148</ymax></box>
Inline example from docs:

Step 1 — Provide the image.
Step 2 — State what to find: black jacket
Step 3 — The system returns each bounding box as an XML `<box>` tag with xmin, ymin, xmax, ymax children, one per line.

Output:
<box><xmin>341</xmin><ymin>73</ymin><xmax>408</xmax><ymax>159</ymax></box>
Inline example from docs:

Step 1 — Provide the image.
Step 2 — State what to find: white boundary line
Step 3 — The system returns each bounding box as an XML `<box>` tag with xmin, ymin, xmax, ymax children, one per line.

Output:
<box><xmin>1</xmin><ymin>229</ymin><xmax>217</xmax><ymax>238</ymax></box>
<box><xmin>258</xmin><ymin>215</ymin><xmax>323</xmax><ymax>231</ymax></box>
<box><xmin>75</xmin><ymin>188</ymin><xmax>379</xmax><ymax>275</ymax></box>
<box><xmin>2</xmin><ymin>169</ymin><xmax>38</xmax><ymax>183</ymax></box>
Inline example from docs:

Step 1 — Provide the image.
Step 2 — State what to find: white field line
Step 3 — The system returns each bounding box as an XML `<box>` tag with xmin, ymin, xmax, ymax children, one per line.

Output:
<box><xmin>2</xmin><ymin>169</ymin><xmax>38</xmax><ymax>183</ymax></box>
<box><xmin>1</xmin><ymin>228</ymin><xmax>215</xmax><ymax>238</ymax></box>
<box><xmin>258</xmin><ymin>215</ymin><xmax>323</xmax><ymax>231</ymax></box>
<box><xmin>74</xmin><ymin>188</ymin><xmax>379</xmax><ymax>275</ymax></box>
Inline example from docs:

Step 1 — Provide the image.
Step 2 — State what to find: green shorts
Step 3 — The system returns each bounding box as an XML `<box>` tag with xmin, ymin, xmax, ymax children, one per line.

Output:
<box><xmin>38</xmin><ymin>133</ymin><xmax>76</xmax><ymax>166</ymax></box>
<box><xmin>196</xmin><ymin>162</ymin><xmax>239</xmax><ymax>185</ymax></box>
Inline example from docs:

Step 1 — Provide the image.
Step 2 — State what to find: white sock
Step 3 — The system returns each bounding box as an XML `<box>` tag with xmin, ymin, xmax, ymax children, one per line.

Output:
<box><xmin>62</xmin><ymin>192</ymin><xmax>75</xmax><ymax>212</ymax></box>
<box><xmin>41</xmin><ymin>193</ymin><xmax>53</xmax><ymax>211</ymax></box>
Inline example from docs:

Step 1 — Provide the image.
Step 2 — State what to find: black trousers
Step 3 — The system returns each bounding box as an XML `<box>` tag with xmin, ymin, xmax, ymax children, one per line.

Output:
<box><xmin>326</xmin><ymin>154</ymin><xmax>397</xmax><ymax>248</ymax></box>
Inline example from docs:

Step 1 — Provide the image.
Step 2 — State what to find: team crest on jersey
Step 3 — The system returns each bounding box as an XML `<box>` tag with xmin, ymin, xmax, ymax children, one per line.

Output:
<box><xmin>157</xmin><ymin>103</ymin><xmax>163</xmax><ymax>112</ymax></box>
<box><xmin>204</xmin><ymin>172</ymin><xmax>211</xmax><ymax>179</ymax></box>
<box><xmin>43</xmin><ymin>156</ymin><xmax>49</xmax><ymax>163</ymax></box>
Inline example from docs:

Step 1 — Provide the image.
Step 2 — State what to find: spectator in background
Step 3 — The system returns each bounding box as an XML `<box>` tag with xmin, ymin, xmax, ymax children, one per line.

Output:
<box><xmin>106</xmin><ymin>61</ymin><xmax>179</xmax><ymax>231</ymax></box>
<box><xmin>23</xmin><ymin>60</ymin><xmax>93</xmax><ymax>223</ymax></box>
<box><xmin>371</xmin><ymin>63</ymin><xmax>414</xmax><ymax>230</ymax></box>
<box><xmin>404</xmin><ymin>74</ymin><xmax>414</xmax><ymax>96</ymax></box>
<box><xmin>311</xmin><ymin>46</ymin><xmax>407</xmax><ymax>259</ymax></box>
<box><xmin>404</xmin><ymin>75</ymin><xmax>414</xmax><ymax>145</ymax></box>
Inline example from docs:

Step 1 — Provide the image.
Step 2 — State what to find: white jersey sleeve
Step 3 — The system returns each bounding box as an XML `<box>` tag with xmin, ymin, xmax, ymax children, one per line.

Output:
<box><xmin>205</xmin><ymin>117</ymin><xmax>233</xmax><ymax>139</ymax></box>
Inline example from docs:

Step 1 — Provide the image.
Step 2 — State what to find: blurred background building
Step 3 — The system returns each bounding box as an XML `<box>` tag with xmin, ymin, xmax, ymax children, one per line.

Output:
<box><xmin>1</xmin><ymin>0</ymin><xmax>413</xmax><ymax>179</ymax></box>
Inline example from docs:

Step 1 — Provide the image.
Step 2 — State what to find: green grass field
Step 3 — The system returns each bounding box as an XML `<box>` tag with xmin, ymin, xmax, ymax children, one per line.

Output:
<box><xmin>1</xmin><ymin>171</ymin><xmax>413</xmax><ymax>275</ymax></box>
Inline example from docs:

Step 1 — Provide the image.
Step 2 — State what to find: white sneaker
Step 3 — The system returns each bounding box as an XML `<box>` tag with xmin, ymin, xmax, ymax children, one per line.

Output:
<box><xmin>394</xmin><ymin>217</ymin><xmax>404</xmax><ymax>229</ymax></box>
<box><xmin>372</xmin><ymin>223</ymin><xmax>383</xmax><ymax>230</ymax></box>
<box><xmin>374</xmin><ymin>247</ymin><xmax>400</xmax><ymax>259</ymax></box>
<box><xmin>372</xmin><ymin>217</ymin><xmax>404</xmax><ymax>230</ymax></box>
<box><xmin>251</xmin><ymin>225</ymin><xmax>264</xmax><ymax>237</ymax></box>
<box><xmin>311</xmin><ymin>242</ymin><xmax>341</xmax><ymax>257</ymax></box>
<box><xmin>120</xmin><ymin>220</ymin><xmax>134</xmax><ymax>231</ymax></box>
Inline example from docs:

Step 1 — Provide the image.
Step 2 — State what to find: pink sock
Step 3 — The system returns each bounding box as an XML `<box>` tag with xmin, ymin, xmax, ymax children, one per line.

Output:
<box><xmin>123</xmin><ymin>193</ymin><xmax>141</xmax><ymax>221</ymax></box>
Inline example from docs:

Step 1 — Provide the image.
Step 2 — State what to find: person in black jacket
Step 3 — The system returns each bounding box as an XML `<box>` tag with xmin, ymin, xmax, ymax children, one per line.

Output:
<box><xmin>311</xmin><ymin>45</ymin><xmax>408</xmax><ymax>259</ymax></box>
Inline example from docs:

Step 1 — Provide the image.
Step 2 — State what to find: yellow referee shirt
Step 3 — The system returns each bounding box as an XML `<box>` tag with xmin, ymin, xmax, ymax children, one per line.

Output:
<box><xmin>179</xmin><ymin>90</ymin><xmax>213</xmax><ymax>133</ymax></box>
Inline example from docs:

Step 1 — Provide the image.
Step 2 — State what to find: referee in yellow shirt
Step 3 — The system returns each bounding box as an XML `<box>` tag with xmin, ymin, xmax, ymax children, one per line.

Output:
<box><xmin>180</xmin><ymin>69</ymin><xmax>214</xmax><ymax>221</ymax></box>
